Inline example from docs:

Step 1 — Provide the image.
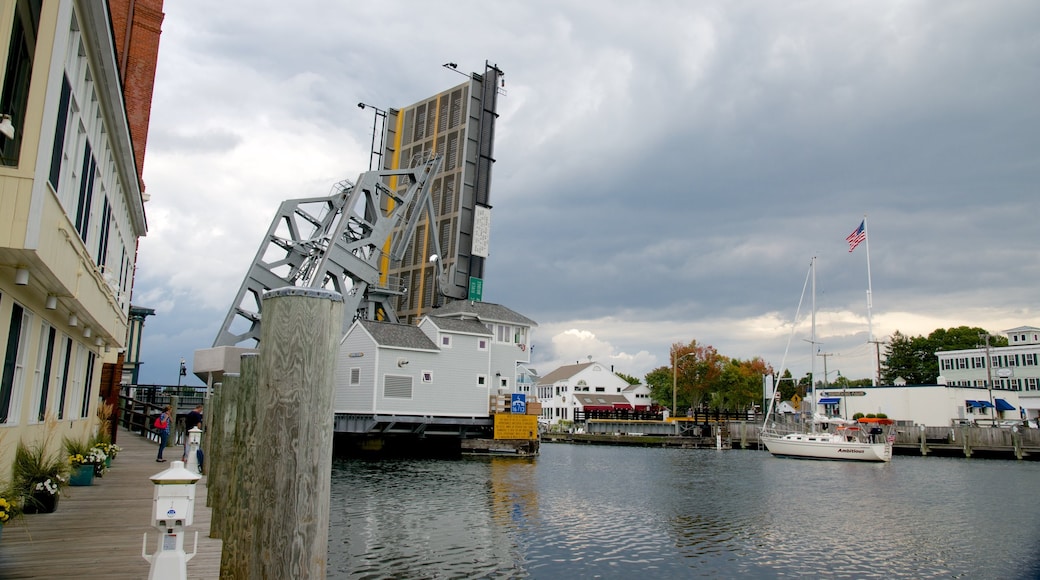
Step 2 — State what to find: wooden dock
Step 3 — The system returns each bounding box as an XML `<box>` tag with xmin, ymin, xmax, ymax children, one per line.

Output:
<box><xmin>0</xmin><ymin>428</ymin><xmax>221</xmax><ymax>579</ymax></box>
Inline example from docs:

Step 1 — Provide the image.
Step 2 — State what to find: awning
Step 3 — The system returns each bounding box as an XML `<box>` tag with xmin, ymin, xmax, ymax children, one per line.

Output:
<box><xmin>817</xmin><ymin>398</ymin><xmax>841</xmax><ymax>405</ymax></box>
<box><xmin>582</xmin><ymin>405</ymin><xmax>613</xmax><ymax>412</ymax></box>
<box><xmin>977</xmin><ymin>400</ymin><xmax>995</xmax><ymax>409</ymax></box>
<box><xmin>613</xmin><ymin>403</ymin><xmax>633</xmax><ymax>409</ymax></box>
<box><xmin>966</xmin><ymin>400</ymin><xmax>982</xmax><ymax>408</ymax></box>
<box><xmin>995</xmin><ymin>398</ymin><xmax>1016</xmax><ymax>411</ymax></box>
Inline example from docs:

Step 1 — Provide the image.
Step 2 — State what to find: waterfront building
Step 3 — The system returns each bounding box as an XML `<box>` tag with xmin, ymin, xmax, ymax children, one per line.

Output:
<box><xmin>806</xmin><ymin>326</ymin><xmax>1040</xmax><ymax>426</ymax></box>
<box><xmin>0</xmin><ymin>1</ymin><xmax>163</xmax><ymax>481</ymax></box>
<box><xmin>535</xmin><ymin>361</ymin><xmax>644</xmax><ymax>424</ymax></box>
<box><xmin>335</xmin><ymin>300</ymin><xmax>535</xmax><ymax>419</ymax></box>
<box><xmin>816</xmin><ymin>384</ymin><xmax>1029</xmax><ymax>427</ymax></box>
<box><xmin>934</xmin><ymin>325</ymin><xmax>1040</xmax><ymax>419</ymax></box>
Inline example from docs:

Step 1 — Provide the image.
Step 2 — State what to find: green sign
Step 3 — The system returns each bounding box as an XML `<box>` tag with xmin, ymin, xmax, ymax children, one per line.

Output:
<box><xmin>468</xmin><ymin>277</ymin><xmax>483</xmax><ymax>301</ymax></box>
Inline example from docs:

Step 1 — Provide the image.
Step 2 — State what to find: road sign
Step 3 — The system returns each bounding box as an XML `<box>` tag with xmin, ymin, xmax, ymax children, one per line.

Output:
<box><xmin>468</xmin><ymin>277</ymin><xmax>483</xmax><ymax>301</ymax></box>
<box><xmin>511</xmin><ymin>393</ymin><xmax>526</xmax><ymax>414</ymax></box>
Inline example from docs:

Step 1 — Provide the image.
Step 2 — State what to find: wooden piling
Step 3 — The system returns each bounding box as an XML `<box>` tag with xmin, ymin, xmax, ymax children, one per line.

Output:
<box><xmin>219</xmin><ymin>353</ymin><xmax>261</xmax><ymax>577</ymax></box>
<box><xmin>225</xmin><ymin>287</ymin><xmax>342</xmax><ymax>579</ymax></box>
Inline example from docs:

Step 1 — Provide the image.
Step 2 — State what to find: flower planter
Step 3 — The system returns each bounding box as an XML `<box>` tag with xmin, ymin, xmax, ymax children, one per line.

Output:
<box><xmin>22</xmin><ymin>490</ymin><xmax>59</xmax><ymax>514</ymax></box>
<box><xmin>70</xmin><ymin>464</ymin><xmax>95</xmax><ymax>486</ymax></box>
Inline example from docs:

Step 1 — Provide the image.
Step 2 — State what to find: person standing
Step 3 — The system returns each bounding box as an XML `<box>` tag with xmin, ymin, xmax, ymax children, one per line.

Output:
<box><xmin>155</xmin><ymin>405</ymin><xmax>172</xmax><ymax>462</ymax></box>
<box><xmin>183</xmin><ymin>403</ymin><xmax>204</xmax><ymax>462</ymax></box>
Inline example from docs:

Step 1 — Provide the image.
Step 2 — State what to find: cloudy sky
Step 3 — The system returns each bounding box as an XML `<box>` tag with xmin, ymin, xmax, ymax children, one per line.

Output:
<box><xmin>133</xmin><ymin>0</ymin><xmax>1039</xmax><ymax>387</ymax></box>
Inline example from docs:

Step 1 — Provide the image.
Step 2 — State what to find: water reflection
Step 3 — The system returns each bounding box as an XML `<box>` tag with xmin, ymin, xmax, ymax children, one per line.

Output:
<box><xmin>328</xmin><ymin>445</ymin><xmax>1040</xmax><ymax>579</ymax></box>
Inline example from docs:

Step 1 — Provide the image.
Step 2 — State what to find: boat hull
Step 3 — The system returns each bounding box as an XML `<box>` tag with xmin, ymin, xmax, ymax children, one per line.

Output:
<box><xmin>762</xmin><ymin>433</ymin><xmax>892</xmax><ymax>462</ymax></box>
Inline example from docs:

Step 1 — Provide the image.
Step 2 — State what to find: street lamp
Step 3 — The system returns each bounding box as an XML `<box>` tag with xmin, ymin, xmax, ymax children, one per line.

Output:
<box><xmin>672</xmin><ymin>351</ymin><xmax>696</xmax><ymax>418</ymax></box>
<box><xmin>980</xmin><ymin>332</ymin><xmax>995</xmax><ymax>421</ymax></box>
<box><xmin>178</xmin><ymin>357</ymin><xmax>186</xmax><ymax>387</ymax></box>
<box><xmin>428</xmin><ymin>254</ymin><xmax>441</xmax><ymax>308</ymax></box>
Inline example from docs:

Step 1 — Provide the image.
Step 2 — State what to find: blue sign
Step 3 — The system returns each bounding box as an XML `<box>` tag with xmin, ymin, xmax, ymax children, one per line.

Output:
<box><xmin>511</xmin><ymin>393</ymin><xmax>526</xmax><ymax>414</ymax></box>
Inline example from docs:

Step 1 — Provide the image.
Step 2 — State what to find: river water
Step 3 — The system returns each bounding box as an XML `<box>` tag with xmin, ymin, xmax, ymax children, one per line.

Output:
<box><xmin>327</xmin><ymin>443</ymin><xmax>1040</xmax><ymax>579</ymax></box>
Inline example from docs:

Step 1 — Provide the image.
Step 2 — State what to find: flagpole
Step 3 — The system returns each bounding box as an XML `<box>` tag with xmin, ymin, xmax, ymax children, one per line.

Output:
<box><xmin>863</xmin><ymin>215</ymin><xmax>876</xmax><ymax>385</ymax></box>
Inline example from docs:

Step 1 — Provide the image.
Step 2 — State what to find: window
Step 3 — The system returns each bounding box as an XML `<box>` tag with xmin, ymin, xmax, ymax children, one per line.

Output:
<box><xmin>1</xmin><ymin>0</ymin><xmax>42</xmax><ymax>167</ymax></box>
<box><xmin>32</xmin><ymin>323</ymin><xmax>57</xmax><ymax>423</ymax></box>
<box><xmin>422</xmin><ymin>371</ymin><xmax>433</xmax><ymax>384</ymax></box>
<box><xmin>941</xmin><ymin>359</ymin><xmax>953</xmax><ymax>371</ymax></box>
<box><xmin>478</xmin><ymin>338</ymin><xmax>488</xmax><ymax>351</ymax></box>
<box><xmin>79</xmin><ymin>351</ymin><xmax>95</xmax><ymax>418</ymax></box>
<box><xmin>349</xmin><ymin>367</ymin><xmax>360</xmax><ymax>385</ymax></box>
<box><xmin>441</xmin><ymin>335</ymin><xmax>452</xmax><ymax>348</ymax></box>
<box><xmin>56</xmin><ymin>335</ymin><xmax>73</xmax><ymax>419</ymax></box>
<box><xmin>1</xmin><ymin>303</ymin><xmax>32</xmax><ymax>423</ymax></box>
<box><xmin>477</xmin><ymin>375</ymin><xmax>487</xmax><ymax>387</ymax></box>
<box><xmin>1024</xmin><ymin>353</ymin><xmax>1037</xmax><ymax>366</ymax></box>
<box><xmin>500</xmin><ymin>377</ymin><xmax>509</xmax><ymax>390</ymax></box>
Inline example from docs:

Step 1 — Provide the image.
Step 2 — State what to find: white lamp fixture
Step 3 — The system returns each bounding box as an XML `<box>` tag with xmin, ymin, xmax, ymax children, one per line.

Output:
<box><xmin>45</xmin><ymin>295</ymin><xmax>57</xmax><ymax>310</ymax></box>
<box><xmin>83</xmin><ymin>326</ymin><xmax>92</xmax><ymax>338</ymax></box>
<box><xmin>14</xmin><ymin>267</ymin><xmax>29</xmax><ymax>285</ymax></box>
<box><xmin>0</xmin><ymin>114</ymin><xmax>14</xmax><ymax>140</ymax></box>
<box><xmin>68</xmin><ymin>313</ymin><xmax>78</xmax><ymax>327</ymax></box>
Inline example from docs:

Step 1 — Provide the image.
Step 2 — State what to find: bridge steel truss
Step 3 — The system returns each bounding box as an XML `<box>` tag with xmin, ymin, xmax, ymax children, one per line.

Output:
<box><xmin>212</xmin><ymin>155</ymin><xmax>444</xmax><ymax>348</ymax></box>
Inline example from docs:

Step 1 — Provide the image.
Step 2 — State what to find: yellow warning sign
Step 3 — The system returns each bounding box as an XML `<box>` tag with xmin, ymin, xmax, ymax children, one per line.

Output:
<box><xmin>791</xmin><ymin>393</ymin><xmax>801</xmax><ymax>407</ymax></box>
<box><xmin>494</xmin><ymin>414</ymin><xmax>538</xmax><ymax>440</ymax></box>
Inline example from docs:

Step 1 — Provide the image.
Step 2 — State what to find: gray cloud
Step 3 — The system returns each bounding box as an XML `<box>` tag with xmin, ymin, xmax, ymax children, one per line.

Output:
<box><xmin>134</xmin><ymin>0</ymin><xmax>1040</xmax><ymax>385</ymax></box>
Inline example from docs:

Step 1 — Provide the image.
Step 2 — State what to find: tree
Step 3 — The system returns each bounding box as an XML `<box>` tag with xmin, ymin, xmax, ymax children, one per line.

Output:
<box><xmin>882</xmin><ymin>326</ymin><xmax>1008</xmax><ymax>384</ymax></box>
<box><xmin>881</xmin><ymin>330</ymin><xmax>936</xmax><ymax>384</ymax></box>
<box><xmin>644</xmin><ymin>366</ymin><xmax>673</xmax><ymax>407</ymax></box>
<box><xmin>671</xmin><ymin>340</ymin><xmax>726</xmax><ymax>411</ymax></box>
<box><xmin>716</xmin><ymin>357</ymin><xmax>772</xmax><ymax>412</ymax></box>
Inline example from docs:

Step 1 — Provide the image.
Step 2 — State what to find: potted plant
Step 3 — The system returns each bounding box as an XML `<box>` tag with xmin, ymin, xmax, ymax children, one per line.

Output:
<box><xmin>11</xmin><ymin>441</ymin><xmax>68</xmax><ymax>514</ymax></box>
<box><xmin>93</xmin><ymin>441</ymin><xmax>120</xmax><ymax>468</ymax></box>
<box><xmin>0</xmin><ymin>487</ymin><xmax>19</xmax><ymax>541</ymax></box>
<box><xmin>65</xmin><ymin>437</ymin><xmax>104</xmax><ymax>485</ymax></box>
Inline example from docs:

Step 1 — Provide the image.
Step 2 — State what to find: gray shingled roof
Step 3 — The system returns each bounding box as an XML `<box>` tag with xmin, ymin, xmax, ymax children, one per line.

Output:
<box><xmin>536</xmin><ymin>362</ymin><xmax>594</xmax><ymax>385</ymax></box>
<box><xmin>427</xmin><ymin>317</ymin><xmax>492</xmax><ymax>335</ymax></box>
<box><xmin>360</xmin><ymin>320</ymin><xmax>439</xmax><ymax>350</ymax></box>
<box><xmin>574</xmin><ymin>394</ymin><xmax>631</xmax><ymax>407</ymax></box>
<box><xmin>431</xmin><ymin>300</ymin><xmax>538</xmax><ymax>327</ymax></box>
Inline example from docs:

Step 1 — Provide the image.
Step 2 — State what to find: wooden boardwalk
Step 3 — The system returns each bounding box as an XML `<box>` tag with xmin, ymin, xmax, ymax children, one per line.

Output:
<box><xmin>0</xmin><ymin>428</ymin><xmax>221</xmax><ymax>579</ymax></box>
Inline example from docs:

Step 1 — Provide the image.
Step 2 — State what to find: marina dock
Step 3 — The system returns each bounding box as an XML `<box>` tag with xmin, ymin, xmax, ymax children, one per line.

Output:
<box><xmin>0</xmin><ymin>429</ymin><xmax>220</xmax><ymax>579</ymax></box>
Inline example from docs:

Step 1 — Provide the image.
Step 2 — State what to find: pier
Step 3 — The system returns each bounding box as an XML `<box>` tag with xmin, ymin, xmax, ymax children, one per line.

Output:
<box><xmin>0</xmin><ymin>429</ymin><xmax>220</xmax><ymax>579</ymax></box>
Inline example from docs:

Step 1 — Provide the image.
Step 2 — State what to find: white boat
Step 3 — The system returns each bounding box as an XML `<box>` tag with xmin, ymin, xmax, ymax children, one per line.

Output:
<box><xmin>761</xmin><ymin>417</ymin><xmax>894</xmax><ymax>462</ymax></box>
<box><xmin>760</xmin><ymin>256</ymin><xmax>894</xmax><ymax>462</ymax></box>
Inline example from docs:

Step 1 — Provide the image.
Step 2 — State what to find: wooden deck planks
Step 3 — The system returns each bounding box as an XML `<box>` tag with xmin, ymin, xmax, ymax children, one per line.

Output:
<box><xmin>0</xmin><ymin>428</ymin><xmax>221</xmax><ymax>579</ymax></box>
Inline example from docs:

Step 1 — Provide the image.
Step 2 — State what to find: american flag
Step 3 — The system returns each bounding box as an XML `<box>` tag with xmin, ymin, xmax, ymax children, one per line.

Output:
<box><xmin>846</xmin><ymin>220</ymin><xmax>866</xmax><ymax>252</ymax></box>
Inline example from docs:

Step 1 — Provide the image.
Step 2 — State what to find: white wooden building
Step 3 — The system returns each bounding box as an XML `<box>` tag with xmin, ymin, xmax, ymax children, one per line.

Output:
<box><xmin>334</xmin><ymin>301</ymin><xmax>536</xmax><ymax>418</ymax></box>
<box><xmin>535</xmin><ymin>361</ymin><xmax>647</xmax><ymax>424</ymax></box>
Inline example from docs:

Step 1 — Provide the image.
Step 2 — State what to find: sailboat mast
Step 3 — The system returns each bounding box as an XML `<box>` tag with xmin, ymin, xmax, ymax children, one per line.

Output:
<box><xmin>810</xmin><ymin>256</ymin><xmax>817</xmax><ymax>418</ymax></box>
<box><xmin>863</xmin><ymin>216</ymin><xmax>876</xmax><ymax>385</ymax></box>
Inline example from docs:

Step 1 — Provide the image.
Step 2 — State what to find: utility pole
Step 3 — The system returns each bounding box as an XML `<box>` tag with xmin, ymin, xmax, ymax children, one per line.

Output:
<box><xmin>818</xmin><ymin>352</ymin><xmax>834</xmax><ymax>388</ymax></box>
<box><xmin>869</xmin><ymin>339</ymin><xmax>885</xmax><ymax>385</ymax></box>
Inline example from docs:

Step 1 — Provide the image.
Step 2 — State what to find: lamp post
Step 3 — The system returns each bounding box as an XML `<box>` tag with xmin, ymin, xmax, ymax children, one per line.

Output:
<box><xmin>177</xmin><ymin>358</ymin><xmax>186</xmax><ymax>387</ymax></box>
<box><xmin>981</xmin><ymin>332</ymin><xmax>995</xmax><ymax>421</ymax></box>
<box><xmin>428</xmin><ymin>254</ymin><xmax>441</xmax><ymax>309</ymax></box>
<box><xmin>672</xmin><ymin>351</ymin><xmax>696</xmax><ymax>418</ymax></box>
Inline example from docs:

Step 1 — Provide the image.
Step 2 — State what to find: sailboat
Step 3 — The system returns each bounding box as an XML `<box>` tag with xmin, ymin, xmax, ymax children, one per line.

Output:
<box><xmin>760</xmin><ymin>256</ymin><xmax>894</xmax><ymax>462</ymax></box>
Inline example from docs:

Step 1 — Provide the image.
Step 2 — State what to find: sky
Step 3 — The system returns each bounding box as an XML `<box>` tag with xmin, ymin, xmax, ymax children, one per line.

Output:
<box><xmin>133</xmin><ymin>0</ymin><xmax>1040</xmax><ymax>388</ymax></box>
